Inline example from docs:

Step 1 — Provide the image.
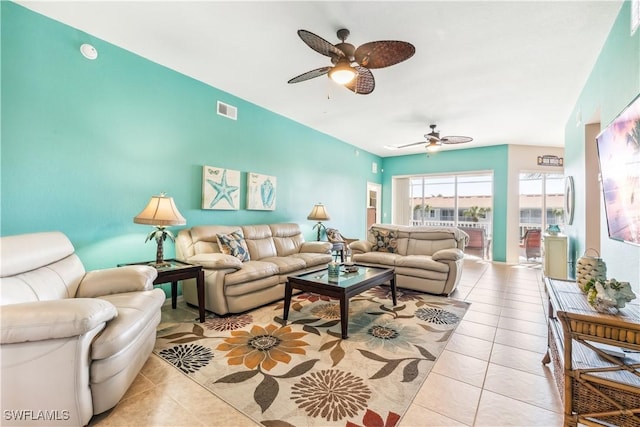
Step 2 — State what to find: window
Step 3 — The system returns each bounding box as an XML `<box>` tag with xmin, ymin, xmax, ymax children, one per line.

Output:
<box><xmin>399</xmin><ymin>172</ymin><xmax>493</xmax><ymax>234</ymax></box>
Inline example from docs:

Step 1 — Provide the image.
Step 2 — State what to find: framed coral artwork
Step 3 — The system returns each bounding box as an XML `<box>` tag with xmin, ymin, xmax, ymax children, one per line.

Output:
<box><xmin>202</xmin><ymin>165</ymin><xmax>240</xmax><ymax>210</ymax></box>
<box><xmin>247</xmin><ymin>172</ymin><xmax>276</xmax><ymax>211</ymax></box>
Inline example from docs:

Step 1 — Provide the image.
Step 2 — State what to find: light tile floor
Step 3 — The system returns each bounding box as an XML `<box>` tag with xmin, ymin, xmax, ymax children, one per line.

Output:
<box><xmin>90</xmin><ymin>258</ymin><xmax>563</xmax><ymax>426</ymax></box>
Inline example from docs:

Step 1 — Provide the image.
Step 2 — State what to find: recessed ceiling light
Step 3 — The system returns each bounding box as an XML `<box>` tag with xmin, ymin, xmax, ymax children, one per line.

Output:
<box><xmin>80</xmin><ymin>43</ymin><xmax>98</xmax><ymax>60</ymax></box>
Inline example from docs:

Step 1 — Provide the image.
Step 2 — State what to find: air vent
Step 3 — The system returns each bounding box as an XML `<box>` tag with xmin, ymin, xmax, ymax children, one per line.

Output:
<box><xmin>217</xmin><ymin>101</ymin><xmax>237</xmax><ymax>120</ymax></box>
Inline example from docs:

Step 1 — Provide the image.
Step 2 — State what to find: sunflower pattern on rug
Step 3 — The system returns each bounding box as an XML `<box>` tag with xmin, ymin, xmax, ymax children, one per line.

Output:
<box><xmin>154</xmin><ymin>286</ymin><xmax>470</xmax><ymax>427</ymax></box>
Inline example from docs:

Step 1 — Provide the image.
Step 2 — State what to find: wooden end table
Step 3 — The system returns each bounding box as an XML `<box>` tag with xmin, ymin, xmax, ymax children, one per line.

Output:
<box><xmin>284</xmin><ymin>264</ymin><xmax>396</xmax><ymax>339</ymax></box>
<box><xmin>543</xmin><ymin>277</ymin><xmax>640</xmax><ymax>426</ymax></box>
<box><xmin>118</xmin><ymin>259</ymin><xmax>205</xmax><ymax>323</ymax></box>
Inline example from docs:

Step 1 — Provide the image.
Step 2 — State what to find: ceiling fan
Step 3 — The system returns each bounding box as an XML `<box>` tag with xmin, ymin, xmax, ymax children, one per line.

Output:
<box><xmin>287</xmin><ymin>28</ymin><xmax>415</xmax><ymax>95</ymax></box>
<box><xmin>387</xmin><ymin>124</ymin><xmax>473</xmax><ymax>152</ymax></box>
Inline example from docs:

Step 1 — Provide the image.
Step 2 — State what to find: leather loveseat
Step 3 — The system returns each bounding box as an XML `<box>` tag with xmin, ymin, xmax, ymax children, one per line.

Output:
<box><xmin>176</xmin><ymin>223</ymin><xmax>332</xmax><ymax>315</ymax></box>
<box><xmin>0</xmin><ymin>231</ymin><xmax>165</xmax><ymax>426</ymax></box>
<box><xmin>349</xmin><ymin>224</ymin><xmax>469</xmax><ymax>295</ymax></box>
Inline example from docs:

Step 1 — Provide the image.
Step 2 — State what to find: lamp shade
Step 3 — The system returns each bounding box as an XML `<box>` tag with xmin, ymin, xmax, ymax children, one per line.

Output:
<box><xmin>134</xmin><ymin>194</ymin><xmax>186</xmax><ymax>227</ymax></box>
<box><xmin>307</xmin><ymin>203</ymin><xmax>330</xmax><ymax>221</ymax></box>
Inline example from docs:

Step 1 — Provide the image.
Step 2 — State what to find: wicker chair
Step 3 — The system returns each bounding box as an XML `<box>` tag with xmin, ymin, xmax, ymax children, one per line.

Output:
<box><xmin>520</xmin><ymin>229</ymin><xmax>541</xmax><ymax>260</ymax></box>
<box><xmin>326</xmin><ymin>228</ymin><xmax>356</xmax><ymax>262</ymax></box>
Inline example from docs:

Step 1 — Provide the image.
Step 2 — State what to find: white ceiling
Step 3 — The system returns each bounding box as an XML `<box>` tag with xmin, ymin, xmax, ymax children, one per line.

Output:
<box><xmin>18</xmin><ymin>1</ymin><xmax>623</xmax><ymax>157</ymax></box>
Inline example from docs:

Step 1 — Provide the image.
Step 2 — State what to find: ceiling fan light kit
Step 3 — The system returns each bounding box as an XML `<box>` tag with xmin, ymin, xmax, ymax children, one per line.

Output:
<box><xmin>288</xmin><ymin>28</ymin><xmax>415</xmax><ymax>95</ymax></box>
<box><xmin>426</xmin><ymin>141</ymin><xmax>441</xmax><ymax>152</ymax></box>
<box><xmin>328</xmin><ymin>58</ymin><xmax>356</xmax><ymax>84</ymax></box>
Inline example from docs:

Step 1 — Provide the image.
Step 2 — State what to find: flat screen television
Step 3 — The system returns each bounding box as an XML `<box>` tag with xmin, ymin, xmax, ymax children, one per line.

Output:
<box><xmin>596</xmin><ymin>93</ymin><xmax>640</xmax><ymax>246</ymax></box>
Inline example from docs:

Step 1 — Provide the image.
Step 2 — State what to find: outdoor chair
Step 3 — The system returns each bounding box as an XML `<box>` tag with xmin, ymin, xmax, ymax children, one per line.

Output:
<box><xmin>458</xmin><ymin>226</ymin><xmax>487</xmax><ymax>259</ymax></box>
<box><xmin>520</xmin><ymin>228</ymin><xmax>542</xmax><ymax>260</ymax></box>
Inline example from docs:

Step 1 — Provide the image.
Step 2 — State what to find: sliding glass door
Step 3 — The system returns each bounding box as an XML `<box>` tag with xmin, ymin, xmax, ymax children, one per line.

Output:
<box><xmin>405</xmin><ymin>172</ymin><xmax>493</xmax><ymax>233</ymax></box>
<box><xmin>518</xmin><ymin>172</ymin><xmax>565</xmax><ymax>238</ymax></box>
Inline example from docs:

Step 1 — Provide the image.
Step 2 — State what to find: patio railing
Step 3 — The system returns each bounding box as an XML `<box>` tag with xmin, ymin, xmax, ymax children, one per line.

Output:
<box><xmin>410</xmin><ymin>220</ymin><xmax>545</xmax><ymax>239</ymax></box>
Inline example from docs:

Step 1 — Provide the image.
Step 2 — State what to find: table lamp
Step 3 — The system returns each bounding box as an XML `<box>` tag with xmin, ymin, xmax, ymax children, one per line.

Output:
<box><xmin>307</xmin><ymin>203</ymin><xmax>330</xmax><ymax>241</ymax></box>
<box><xmin>134</xmin><ymin>193</ymin><xmax>186</xmax><ymax>267</ymax></box>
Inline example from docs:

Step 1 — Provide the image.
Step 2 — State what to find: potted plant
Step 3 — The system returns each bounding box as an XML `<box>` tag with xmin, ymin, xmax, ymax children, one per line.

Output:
<box><xmin>463</xmin><ymin>206</ymin><xmax>491</xmax><ymax>222</ymax></box>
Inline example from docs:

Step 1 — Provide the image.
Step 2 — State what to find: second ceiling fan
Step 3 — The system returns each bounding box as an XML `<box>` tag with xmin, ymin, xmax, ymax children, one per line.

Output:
<box><xmin>389</xmin><ymin>124</ymin><xmax>473</xmax><ymax>152</ymax></box>
<box><xmin>287</xmin><ymin>28</ymin><xmax>415</xmax><ymax>95</ymax></box>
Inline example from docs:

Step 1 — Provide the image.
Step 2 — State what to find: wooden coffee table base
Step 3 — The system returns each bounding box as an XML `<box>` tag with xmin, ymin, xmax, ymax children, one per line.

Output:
<box><xmin>283</xmin><ymin>265</ymin><xmax>396</xmax><ymax>339</ymax></box>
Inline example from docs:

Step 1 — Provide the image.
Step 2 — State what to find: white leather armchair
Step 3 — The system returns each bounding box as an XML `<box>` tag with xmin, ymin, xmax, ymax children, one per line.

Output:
<box><xmin>0</xmin><ymin>232</ymin><xmax>165</xmax><ymax>426</ymax></box>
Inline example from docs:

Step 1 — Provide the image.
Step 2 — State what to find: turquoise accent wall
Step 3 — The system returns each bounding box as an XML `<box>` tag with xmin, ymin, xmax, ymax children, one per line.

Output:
<box><xmin>1</xmin><ymin>2</ymin><xmax>381</xmax><ymax>271</ymax></box>
<box><xmin>564</xmin><ymin>1</ymin><xmax>640</xmax><ymax>287</ymax></box>
<box><xmin>381</xmin><ymin>145</ymin><xmax>509</xmax><ymax>262</ymax></box>
<box><xmin>3</xmin><ymin>1</ymin><xmax>635</xmax><ymax>280</ymax></box>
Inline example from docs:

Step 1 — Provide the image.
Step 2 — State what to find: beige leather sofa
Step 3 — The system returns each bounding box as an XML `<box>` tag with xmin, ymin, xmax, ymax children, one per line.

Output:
<box><xmin>176</xmin><ymin>223</ymin><xmax>332</xmax><ymax>315</ymax></box>
<box><xmin>349</xmin><ymin>224</ymin><xmax>469</xmax><ymax>295</ymax></box>
<box><xmin>0</xmin><ymin>231</ymin><xmax>165</xmax><ymax>426</ymax></box>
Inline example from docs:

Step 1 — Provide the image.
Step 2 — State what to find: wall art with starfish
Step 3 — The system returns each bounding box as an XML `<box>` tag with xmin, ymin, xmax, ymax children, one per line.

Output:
<box><xmin>202</xmin><ymin>165</ymin><xmax>240</xmax><ymax>210</ymax></box>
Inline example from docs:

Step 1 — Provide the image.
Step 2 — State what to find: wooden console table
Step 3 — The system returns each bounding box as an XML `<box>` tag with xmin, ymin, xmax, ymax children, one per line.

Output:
<box><xmin>543</xmin><ymin>277</ymin><xmax>640</xmax><ymax>426</ymax></box>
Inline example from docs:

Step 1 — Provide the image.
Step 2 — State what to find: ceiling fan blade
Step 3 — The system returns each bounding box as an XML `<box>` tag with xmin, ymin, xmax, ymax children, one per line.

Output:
<box><xmin>441</xmin><ymin>136</ymin><xmax>474</xmax><ymax>144</ymax></box>
<box><xmin>344</xmin><ymin>66</ymin><xmax>375</xmax><ymax>95</ymax></box>
<box><xmin>297</xmin><ymin>30</ymin><xmax>345</xmax><ymax>58</ymax></box>
<box><xmin>288</xmin><ymin>66</ymin><xmax>331</xmax><ymax>84</ymax></box>
<box><xmin>354</xmin><ymin>41</ymin><xmax>416</xmax><ymax>69</ymax></box>
<box><xmin>391</xmin><ymin>141</ymin><xmax>428</xmax><ymax>149</ymax></box>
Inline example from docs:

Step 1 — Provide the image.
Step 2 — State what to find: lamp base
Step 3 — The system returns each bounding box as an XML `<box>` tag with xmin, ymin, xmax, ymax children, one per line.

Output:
<box><xmin>312</xmin><ymin>222</ymin><xmax>326</xmax><ymax>241</ymax></box>
<box><xmin>153</xmin><ymin>232</ymin><xmax>171</xmax><ymax>268</ymax></box>
<box><xmin>148</xmin><ymin>261</ymin><xmax>172</xmax><ymax>268</ymax></box>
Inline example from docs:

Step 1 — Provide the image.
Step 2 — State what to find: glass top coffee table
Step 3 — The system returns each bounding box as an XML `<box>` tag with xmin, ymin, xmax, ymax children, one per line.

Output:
<box><xmin>283</xmin><ymin>264</ymin><xmax>396</xmax><ymax>339</ymax></box>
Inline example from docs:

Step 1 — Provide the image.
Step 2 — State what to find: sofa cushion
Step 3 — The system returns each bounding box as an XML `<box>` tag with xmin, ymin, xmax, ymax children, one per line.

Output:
<box><xmin>224</xmin><ymin>260</ymin><xmax>279</xmax><ymax>286</ymax></box>
<box><xmin>396</xmin><ymin>255</ymin><xmax>450</xmax><ymax>273</ymax></box>
<box><xmin>216</xmin><ymin>231</ymin><xmax>251</xmax><ymax>262</ymax></box>
<box><xmin>0</xmin><ymin>231</ymin><xmax>76</xmax><ymax>278</ymax></box>
<box><xmin>224</xmin><ymin>275</ymin><xmax>280</xmax><ymax>297</ymax></box>
<box><xmin>270</xmin><ymin>223</ymin><xmax>305</xmax><ymax>256</ymax></box>
<box><xmin>261</xmin><ymin>256</ymin><xmax>306</xmax><ymax>274</ymax></box>
<box><xmin>371</xmin><ymin>228</ymin><xmax>398</xmax><ymax>253</ymax></box>
<box><xmin>1</xmin><ymin>255</ymin><xmax>85</xmax><ymax>304</ymax></box>
<box><xmin>406</xmin><ymin>238</ymin><xmax>457</xmax><ymax>257</ymax></box>
<box><xmin>242</xmin><ymin>225</ymin><xmax>277</xmax><ymax>260</ymax></box>
<box><xmin>290</xmin><ymin>252</ymin><xmax>333</xmax><ymax>268</ymax></box>
<box><xmin>395</xmin><ymin>266</ymin><xmax>448</xmax><ymax>282</ymax></box>
<box><xmin>92</xmin><ymin>289</ymin><xmax>165</xmax><ymax>361</ymax></box>
<box><xmin>352</xmin><ymin>252</ymin><xmax>401</xmax><ymax>265</ymax></box>
<box><xmin>190</xmin><ymin>225</ymin><xmax>242</xmax><ymax>254</ymax></box>
<box><xmin>187</xmin><ymin>253</ymin><xmax>242</xmax><ymax>270</ymax></box>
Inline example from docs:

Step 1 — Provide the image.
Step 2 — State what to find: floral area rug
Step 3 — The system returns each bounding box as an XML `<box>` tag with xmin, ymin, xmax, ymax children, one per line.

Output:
<box><xmin>153</xmin><ymin>286</ymin><xmax>470</xmax><ymax>427</ymax></box>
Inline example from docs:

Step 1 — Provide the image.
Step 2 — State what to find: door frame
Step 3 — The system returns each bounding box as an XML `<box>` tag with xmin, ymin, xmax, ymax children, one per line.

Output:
<box><xmin>366</xmin><ymin>182</ymin><xmax>382</xmax><ymax>232</ymax></box>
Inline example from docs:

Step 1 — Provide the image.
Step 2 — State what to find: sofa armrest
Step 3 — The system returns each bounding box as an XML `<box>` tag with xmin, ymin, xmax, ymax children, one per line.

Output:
<box><xmin>300</xmin><ymin>241</ymin><xmax>332</xmax><ymax>254</ymax></box>
<box><xmin>432</xmin><ymin>248</ymin><xmax>465</xmax><ymax>262</ymax></box>
<box><xmin>76</xmin><ymin>265</ymin><xmax>158</xmax><ymax>298</ymax></box>
<box><xmin>349</xmin><ymin>240</ymin><xmax>373</xmax><ymax>254</ymax></box>
<box><xmin>187</xmin><ymin>253</ymin><xmax>242</xmax><ymax>270</ymax></box>
<box><xmin>1</xmin><ymin>299</ymin><xmax>117</xmax><ymax>344</ymax></box>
